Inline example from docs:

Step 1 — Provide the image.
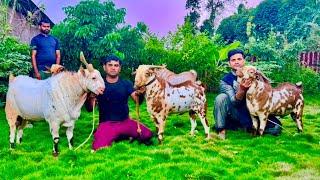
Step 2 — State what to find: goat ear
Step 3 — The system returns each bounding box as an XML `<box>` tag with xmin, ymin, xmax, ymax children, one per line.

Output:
<box><xmin>256</xmin><ymin>70</ymin><xmax>270</xmax><ymax>83</ymax></box>
<box><xmin>147</xmin><ymin>68</ymin><xmax>155</xmax><ymax>75</ymax></box>
<box><xmin>79</xmin><ymin>66</ymin><xmax>86</xmax><ymax>76</ymax></box>
<box><xmin>236</xmin><ymin>68</ymin><xmax>243</xmax><ymax>77</ymax></box>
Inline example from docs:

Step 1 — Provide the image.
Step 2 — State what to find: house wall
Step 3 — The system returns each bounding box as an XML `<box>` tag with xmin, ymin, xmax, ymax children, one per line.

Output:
<box><xmin>8</xmin><ymin>7</ymin><xmax>38</xmax><ymax>44</ymax></box>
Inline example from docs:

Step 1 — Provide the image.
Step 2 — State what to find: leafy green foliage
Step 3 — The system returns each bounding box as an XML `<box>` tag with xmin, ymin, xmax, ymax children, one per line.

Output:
<box><xmin>51</xmin><ymin>0</ymin><xmax>125</xmax><ymax>70</ymax></box>
<box><xmin>217</xmin><ymin>0</ymin><xmax>320</xmax><ymax>45</ymax></box>
<box><xmin>142</xmin><ymin>21</ymin><xmax>234</xmax><ymax>91</ymax></box>
<box><xmin>245</xmin><ymin>30</ymin><xmax>320</xmax><ymax>94</ymax></box>
<box><xmin>1</xmin><ymin>94</ymin><xmax>320</xmax><ymax>178</ymax></box>
<box><xmin>216</xmin><ymin>10</ymin><xmax>250</xmax><ymax>43</ymax></box>
<box><xmin>52</xmin><ymin>0</ymin><xmax>148</xmax><ymax>81</ymax></box>
<box><xmin>0</xmin><ymin>5</ymin><xmax>31</xmax><ymax>102</ymax></box>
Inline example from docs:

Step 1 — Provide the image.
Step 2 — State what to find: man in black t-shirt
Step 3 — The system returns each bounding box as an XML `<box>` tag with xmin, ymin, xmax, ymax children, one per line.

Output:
<box><xmin>86</xmin><ymin>55</ymin><xmax>153</xmax><ymax>151</ymax></box>
<box><xmin>30</xmin><ymin>19</ymin><xmax>60</xmax><ymax>80</ymax></box>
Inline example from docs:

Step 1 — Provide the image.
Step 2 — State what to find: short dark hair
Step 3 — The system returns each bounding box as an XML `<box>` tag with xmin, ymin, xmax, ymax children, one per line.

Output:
<box><xmin>227</xmin><ymin>49</ymin><xmax>245</xmax><ymax>61</ymax></box>
<box><xmin>38</xmin><ymin>19</ymin><xmax>51</xmax><ymax>26</ymax></box>
<box><xmin>101</xmin><ymin>55</ymin><xmax>122</xmax><ymax>65</ymax></box>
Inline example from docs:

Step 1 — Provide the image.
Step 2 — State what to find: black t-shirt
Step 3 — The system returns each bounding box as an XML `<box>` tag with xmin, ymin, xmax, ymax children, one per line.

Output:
<box><xmin>30</xmin><ymin>34</ymin><xmax>60</xmax><ymax>71</ymax></box>
<box><xmin>97</xmin><ymin>79</ymin><xmax>134</xmax><ymax>122</ymax></box>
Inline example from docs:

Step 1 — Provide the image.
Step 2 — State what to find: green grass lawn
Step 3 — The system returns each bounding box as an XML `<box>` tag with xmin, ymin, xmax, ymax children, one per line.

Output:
<box><xmin>0</xmin><ymin>94</ymin><xmax>320</xmax><ymax>179</ymax></box>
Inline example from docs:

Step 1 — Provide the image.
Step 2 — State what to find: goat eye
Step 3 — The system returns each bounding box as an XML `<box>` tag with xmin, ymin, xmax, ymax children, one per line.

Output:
<box><xmin>92</xmin><ymin>77</ymin><xmax>96</xmax><ymax>80</ymax></box>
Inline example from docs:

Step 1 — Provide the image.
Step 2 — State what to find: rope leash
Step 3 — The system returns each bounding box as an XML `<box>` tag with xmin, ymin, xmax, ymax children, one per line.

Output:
<box><xmin>74</xmin><ymin>102</ymin><xmax>96</xmax><ymax>151</ymax></box>
<box><xmin>267</xmin><ymin>119</ymin><xmax>297</xmax><ymax>136</ymax></box>
<box><xmin>136</xmin><ymin>99</ymin><xmax>142</xmax><ymax>135</ymax></box>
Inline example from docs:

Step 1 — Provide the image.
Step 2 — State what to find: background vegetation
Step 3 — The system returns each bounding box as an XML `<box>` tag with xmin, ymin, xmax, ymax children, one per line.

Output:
<box><xmin>0</xmin><ymin>0</ymin><xmax>320</xmax><ymax>178</ymax></box>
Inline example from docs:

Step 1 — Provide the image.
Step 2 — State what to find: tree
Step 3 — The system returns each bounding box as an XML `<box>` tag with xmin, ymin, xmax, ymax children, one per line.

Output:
<box><xmin>142</xmin><ymin>20</ymin><xmax>239</xmax><ymax>91</ymax></box>
<box><xmin>199</xmin><ymin>0</ymin><xmax>235</xmax><ymax>36</ymax></box>
<box><xmin>217</xmin><ymin>0</ymin><xmax>320</xmax><ymax>44</ymax></box>
<box><xmin>0</xmin><ymin>4</ymin><xmax>31</xmax><ymax>103</ymax></box>
<box><xmin>52</xmin><ymin>0</ymin><xmax>126</xmax><ymax>70</ymax></box>
<box><xmin>185</xmin><ymin>0</ymin><xmax>201</xmax><ymax>32</ymax></box>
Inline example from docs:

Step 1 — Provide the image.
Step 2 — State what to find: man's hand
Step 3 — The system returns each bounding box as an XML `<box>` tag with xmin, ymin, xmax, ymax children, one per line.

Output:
<box><xmin>236</xmin><ymin>78</ymin><xmax>252</xmax><ymax>101</ymax></box>
<box><xmin>35</xmin><ymin>71</ymin><xmax>41</xmax><ymax>80</ymax></box>
<box><xmin>240</xmin><ymin>78</ymin><xmax>252</xmax><ymax>90</ymax></box>
<box><xmin>135</xmin><ymin>86</ymin><xmax>146</xmax><ymax>95</ymax></box>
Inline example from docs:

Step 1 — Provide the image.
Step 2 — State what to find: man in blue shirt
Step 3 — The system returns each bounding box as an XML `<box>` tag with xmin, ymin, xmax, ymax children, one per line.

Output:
<box><xmin>30</xmin><ymin>20</ymin><xmax>60</xmax><ymax>80</ymax></box>
<box><xmin>214</xmin><ymin>49</ymin><xmax>282</xmax><ymax>139</ymax></box>
<box><xmin>86</xmin><ymin>55</ymin><xmax>153</xmax><ymax>151</ymax></box>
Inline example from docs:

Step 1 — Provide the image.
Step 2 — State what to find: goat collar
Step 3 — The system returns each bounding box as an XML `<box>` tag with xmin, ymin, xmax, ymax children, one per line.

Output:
<box><xmin>144</xmin><ymin>76</ymin><xmax>156</xmax><ymax>87</ymax></box>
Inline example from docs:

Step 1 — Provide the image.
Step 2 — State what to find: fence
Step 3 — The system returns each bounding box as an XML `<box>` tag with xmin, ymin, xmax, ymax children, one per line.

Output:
<box><xmin>300</xmin><ymin>51</ymin><xmax>320</xmax><ymax>73</ymax></box>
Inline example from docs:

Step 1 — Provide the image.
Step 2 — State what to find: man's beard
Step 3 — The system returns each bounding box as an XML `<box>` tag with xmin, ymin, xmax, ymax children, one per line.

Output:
<box><xmin>107</xmin><ymin>73</ymin><xmax>118</xmax><ymax>78</ymax></box>
<box><xmin>41</xmin><ymin>29</ymin><xmax>50</xmax><ymax>34</ymax></box>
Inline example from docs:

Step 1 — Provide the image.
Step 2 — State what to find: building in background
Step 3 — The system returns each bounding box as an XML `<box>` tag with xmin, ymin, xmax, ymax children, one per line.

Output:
<box><xmin>7</xmin><ymin>0</ymin><xmax>54</xmax><ymax>43</ymax></box>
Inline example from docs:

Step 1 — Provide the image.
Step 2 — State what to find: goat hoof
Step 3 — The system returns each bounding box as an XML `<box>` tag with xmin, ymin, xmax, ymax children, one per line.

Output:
<box><xmin>157</xmin><ymin>139</ymin><xmax>163</xmax><ymax>145</ymax></box>
<box><xmin>205</xmin><ymin>134</ymin><xmax>211</xmax><ymax>140</ymax></box>
<box><xmin>258</xmin><ymin>129</ymin><xmax>264</xmax><ymax>136</ymax></box>
<box><xmin>10</xmin><ymin>143</ymin><xmax>15</xmax><ymax>149</ymax></box>
<box><xmin>52</xmin><ymin>151</ymin><xmax>59</xmax><ymax>157</ymax></box>
<box><xmin>17</xmin><ymin>138</ymin><xmax>22</xmax><ymax>144</ymax></box>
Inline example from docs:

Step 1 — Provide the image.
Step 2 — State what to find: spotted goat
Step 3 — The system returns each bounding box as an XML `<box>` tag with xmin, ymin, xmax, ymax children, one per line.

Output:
<box><xmin>134</xmin><ymin>65</ymin><xmax>210</xmax><ymax>143</ymax></box>
<box><xmin>237</xmin><ymin>65</ymin><xmax>304</xmax><ymax>135</ymax></box>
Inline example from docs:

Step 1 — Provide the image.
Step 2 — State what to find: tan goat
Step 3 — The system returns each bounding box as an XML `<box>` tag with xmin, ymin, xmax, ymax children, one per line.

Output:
<box><xmin>237</xmin><ymin>66</ymin><xmax>304</xmax><ymax>135</ymax></box>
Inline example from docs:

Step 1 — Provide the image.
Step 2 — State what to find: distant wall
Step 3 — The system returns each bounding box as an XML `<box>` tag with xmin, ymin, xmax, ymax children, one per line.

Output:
<box><xmin>300</xmin><ymin>52</ymin><xmax>320</xmax><ymax>73</ymax></box>
<box><xmin>8</xmin><ymin>7</ymin><xmax>38</xmax><ymax>44</ymax></box>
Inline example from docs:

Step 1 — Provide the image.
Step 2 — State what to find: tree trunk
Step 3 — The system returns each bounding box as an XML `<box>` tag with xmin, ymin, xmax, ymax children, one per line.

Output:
<box><xmin>9</xmin><ymin>0</ymin><xmax>17</xmax><ymax>25</ymax></box>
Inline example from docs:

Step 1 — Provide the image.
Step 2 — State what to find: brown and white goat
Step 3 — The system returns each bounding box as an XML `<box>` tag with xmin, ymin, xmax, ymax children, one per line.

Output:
<box><xmin>134</xmin><ymin>65</ymin><xmax>210</xmax><ymax>143</ymax></box>
<box><xmin>237</xmin><ymin>66</ymin><xmax>304</xmax><ymax>135</ymax></box>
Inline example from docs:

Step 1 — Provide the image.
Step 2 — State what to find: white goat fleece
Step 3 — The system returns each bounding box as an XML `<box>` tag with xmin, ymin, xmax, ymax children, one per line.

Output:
<box><xmin>6</xmin><ymin>69</ymin><xmax>105</xmax><ymax>155</ymax></box>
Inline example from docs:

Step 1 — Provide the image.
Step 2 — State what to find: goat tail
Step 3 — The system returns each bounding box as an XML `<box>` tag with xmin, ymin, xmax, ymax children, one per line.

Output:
<box><xmin>9</xmin><ymin>73</ymin><xmax>15</xmax><ymax>83</ymax></box>
<box><xmin>295</xmin><ymin>81</ymin><xmax>303</xmax><ymax>89</ymax></box>
<box><xmin>196</xmin><ymin>81</ymin><xmax>207</xmax><ymax>91</ymax></box>
<box><xmin>190</xmin><ymin>69</ymin><xmax>197</xmax><ymax>76</ymax></box>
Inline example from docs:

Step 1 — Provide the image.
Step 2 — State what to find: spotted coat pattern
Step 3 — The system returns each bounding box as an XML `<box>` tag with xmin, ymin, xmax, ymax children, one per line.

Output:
<box><xmin>237</xmin><ymin>66</ymin><xmax>304</xmax><ymax>135</ymax></box>
<box><xmin>134</xmin><ymin>65</ymin><xmax>210</xmax><ymax>143</ymax></box>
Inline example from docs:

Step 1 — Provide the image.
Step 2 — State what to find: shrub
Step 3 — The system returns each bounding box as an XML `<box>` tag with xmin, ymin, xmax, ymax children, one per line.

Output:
<box><xmin>0</xmin><ymin>36</ymin><xmax>31</xmax><ymax>102</ymax></box>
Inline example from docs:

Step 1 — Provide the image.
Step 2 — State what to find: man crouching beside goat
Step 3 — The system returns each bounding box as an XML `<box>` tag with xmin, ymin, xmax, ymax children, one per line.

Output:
<box><xmin>213</xmin><ymin>49</ymin><xmax>282</xmax><ymax>139</ymax></box>
<box><xmin>236</xmin><ymin>65</ymin><xmax>304</xmax><ymax>136</ymax></box>
<box><xmin>85</xmin><ymin>55</ymin><xmax>153</xmax><ymax>151</ymax></box>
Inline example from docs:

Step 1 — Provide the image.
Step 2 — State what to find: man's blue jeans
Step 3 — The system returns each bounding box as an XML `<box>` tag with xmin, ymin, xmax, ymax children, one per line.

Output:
<box><xmin>214</xmin><ymin>93</ymin><xmax>252</xmax><ymax>132</ymax></box>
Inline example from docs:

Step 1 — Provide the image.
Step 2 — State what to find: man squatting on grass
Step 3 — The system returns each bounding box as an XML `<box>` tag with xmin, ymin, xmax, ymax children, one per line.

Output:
<box><xmin>213</xmin><ymin>49</ymin><xmax>282</xmax><ymax>139</ymax></box>
<box><xmin>85</xmin><ymin>55</ymin><xmax>153</xmax><ymax>151</ymax></box>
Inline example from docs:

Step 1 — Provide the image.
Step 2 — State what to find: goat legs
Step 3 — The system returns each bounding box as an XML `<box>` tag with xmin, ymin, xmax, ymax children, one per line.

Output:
<box><xmin>152</xmin><ymin>115</ymin><xmax>166</xmax><ymax>144</ymax></box>
<box><xmin>63</xmin><ymin>121</ymin><xmax>75</xmax><ymax>150</ymax></box>
<box><xmin>16</xmin><ymin>117</ymin><xmax>27</xmax><ymax>144</ymax></box>
<box><xmin>258</xmin><ymin>114</ymin><xmax>268</xmax><ymax>135</ymax></box>
<box><xmin>251</xmin><ymin>115</ymin><xmax>259</xmax><ymax>136</ymax></box>
<box><xmin>6</xmin><ymin>106</ymin><xmax>18</xmax><ymax>149</ymax></box>
<box><xmin>198</xmin><ymin>114</ymin><xmax>210</xmax><ymax>140</ymax></box>
<box><xmin>49</xmin><ymin>121</ymin><xmax>60</xmax><ymax>156</ymax></box>
<box><xmin>189</xmin><ymin>110</ymin><xmax>197</xmax><ymax>136</ymax></box>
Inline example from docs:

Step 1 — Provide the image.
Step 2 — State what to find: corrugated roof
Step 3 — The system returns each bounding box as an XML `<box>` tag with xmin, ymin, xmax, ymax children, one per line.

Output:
<box><xmin>8</xmin><ymin>0</ymin><xmax>54</xmax><ymax>26</ymax></box>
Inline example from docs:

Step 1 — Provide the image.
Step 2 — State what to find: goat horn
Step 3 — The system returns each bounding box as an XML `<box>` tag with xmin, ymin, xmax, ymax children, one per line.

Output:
<box><xmin>149</xmin><ymin>65</ymin><xmax>165</xmax><ymax>68</ymax></box>
<box><xmin>79</xmin><ymin>51</ymin><xmax>89</xmax><ymax>66</ymax></box>
<box><xmin>79</xmin><ymin>51</ymin><xmax>94</xmax><ymax>72</ymax></box>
